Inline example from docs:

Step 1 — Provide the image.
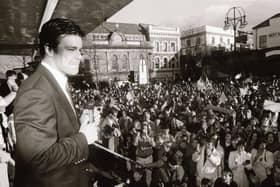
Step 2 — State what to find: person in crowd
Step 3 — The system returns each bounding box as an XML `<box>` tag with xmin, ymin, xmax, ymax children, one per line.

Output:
<box><xmin>145</xmin><ymin>140</ymin><xmax>173</xmax><ymax>186</ymax></box>
<box><xmin>192</xmin><ymin>136</ymin><xmax>222</xmax><ymax>186</ymax></box>
<box><xmin>260</xmin><ymin>163</ymin><xmax>280</xmax><ymax>187</ymax></box>
<box><xmin>221</xmin><ymin>132</ymin><xmax>235</xmax><ymax>170</ymax></box>
<box><xmin>181</xmin><ymin>135</ymin><xmax>199</xmax><ymax>187</ymax></box>
<box><xmin>13</xmin><ymin>18</ymin><xmax>99</xmax><ymax>187</ymax></box>
<box><xmin>213</xmin><ymin>168</ymin><xmax>238</xmax><ymax>187</ymax></box>
<box><xmin>211</xmin><ymin>133</ymin><xmax>225</xmax><ymax>178</ymax></box>
<box><xmin>100</xmin><ymin>105</ymin><xmax>121</xmax><ymax>152</ymax></box>
<box><xmin>159</xmin><ymin>124</ymin><xmax>175</xmax><ymax>145</ymax></box>
<box><xmin>200</xmin><ymin>178</ymin><xmax>213</xmax><ymax>187</ymax></box>
<box><xmin>119</xmin><ymin>110</ymin><xmax>133</xmax><ymax>137</ymax></box>
<box><xmin>229</xmin><ymin>140</ymin><xmax>252</xmax><ymax>187</ymax></box>
<box><xmin>0</xmin><ymin>95</ymin><xmax>16</xmax><ymax>187</ymax></box>
<box><xmin>152</xmin><ymin>118</ymin><xmax>162</xmax><ymax>139</ymax></box>
<box><xmin>142</xmin><ymin>110</ymin><xmax>156</xmax><ymax>137</ymax></box>
<box><xmin>252</xmin><ymin>140</ymin><xmax>274</xmax><ymax>183</ymax></box>
<box><xmin>246</xmin><ymin>131</ymin><xmax>260</xmax><ymax>153</ymax></box>
<box><xmin>230</xmin><ymin>136</ymin><xmax>240</xmax><ymax>152</ymax></box>
<box><xmin>158</xmin><ymin>150</ymin><xmax>186</xmax><ymax>187</ymax></box>
<box><xmin>266</xmin><ymin>132</ymin><xmax>280</xmax><ymax>153</ymax></box>
<box><xmin>133</xmin><ymin>122</ymin><xmax>155</xmax><ymax>186</ymax></box>
<box><xmin>127</xmin><ymin>167</ymin><xmax>148</xmax><ymax>187</ymax></box>
<box><xmin>0</xmin><ymin>70</ymin><xmax>18</xmax><ymax>117</ymax></box>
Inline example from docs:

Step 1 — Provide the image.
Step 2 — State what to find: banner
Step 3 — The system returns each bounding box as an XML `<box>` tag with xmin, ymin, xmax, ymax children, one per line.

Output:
<box><xmin>197</xmin><ymin>76</ymin><xmax>212</xmax><ymax>92</ymax></box>
<box><xmin>263</xmin><ymin>100</ymin><xmax>280</xmax><ymax>112</ymax></box>
<box><xmin>239</xmin><ymin>87</ymin><xmax>248</xmax><ymax>97</ymax></box>
<box><xmin>219</xmin><ymin>92</ymin><xmax>227</xmax><ymax>104</ymax></box>
<box><xmin>204</xmin><ymin>104</ymin><xmax>234</xmax><ymax>116</ymax></box>
<box><xmin>138</xmin><ymin>59</ymin><xmax>148</xmax><ymax>84</ymax></box>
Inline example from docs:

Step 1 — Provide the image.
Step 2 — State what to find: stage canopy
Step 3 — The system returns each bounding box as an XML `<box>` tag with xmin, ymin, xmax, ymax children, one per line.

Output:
<box><xmin>0</xmin><ymin>0</ymin><xmax>132</xmax><ymax>55</ymax></box>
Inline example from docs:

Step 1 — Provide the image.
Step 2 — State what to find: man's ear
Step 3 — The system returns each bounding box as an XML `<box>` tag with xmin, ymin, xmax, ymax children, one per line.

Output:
<box><xmin>44</xmin><ymin>44</ymin><xmax>54</xmax><ymax>56</ymax></box>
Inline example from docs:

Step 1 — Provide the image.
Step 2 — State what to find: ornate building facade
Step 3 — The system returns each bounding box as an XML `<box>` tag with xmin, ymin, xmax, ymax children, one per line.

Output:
<box><xmin>82</xmin><ymin>22</ymin><xmax>181</xmax><ymax>83</ymax></box>
<box><xmin>82</xmin><ymin>22</ymin><xmax>152</xmax><ymax>83</ymax></box>
<box><xmin>146</xmin><ymin>25</ymin><xmax>181</xmax><ymax>81</ymax></box>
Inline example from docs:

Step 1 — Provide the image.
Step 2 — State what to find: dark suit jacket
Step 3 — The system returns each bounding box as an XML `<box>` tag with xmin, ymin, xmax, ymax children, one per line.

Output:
<box><xmin>14</xmin><ymin>65</ymin><xmax>91</xmax><ymax>187</ymax></box>
<box><xmin>0</xmin><ymin>81</ymin><xmax>13</xmax><ymax>116</ymax></box>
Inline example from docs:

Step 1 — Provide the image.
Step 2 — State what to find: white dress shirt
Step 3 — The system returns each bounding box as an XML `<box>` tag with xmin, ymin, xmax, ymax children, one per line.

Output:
<box><xmin>41</xmin><ymin>62</ymin><xmax>76</xmax><ymax>112</ymax></box>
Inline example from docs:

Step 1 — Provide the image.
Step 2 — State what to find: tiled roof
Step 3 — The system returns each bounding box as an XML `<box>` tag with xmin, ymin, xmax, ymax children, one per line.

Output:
<box><xmin>253</xmin><ymin>13</ymin><xmax>280</xmax><ymax>29</ymax></box>
<box><xmin>92</xmin><ymin>22</ymin><xmax>146</xmax><ymax>35</ymax></box>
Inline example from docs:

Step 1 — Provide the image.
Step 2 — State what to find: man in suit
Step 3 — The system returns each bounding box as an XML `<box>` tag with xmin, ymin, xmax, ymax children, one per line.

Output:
<box><xmin>13</xmin><ymin>18</ymin><xmax>98</xmax><ymax>187</ymax></box>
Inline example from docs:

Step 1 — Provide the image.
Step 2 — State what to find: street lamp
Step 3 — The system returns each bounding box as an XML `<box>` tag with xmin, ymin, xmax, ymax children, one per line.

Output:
<box><xmin>224</xmin><ymin>6</ymin><xmax>248</xmax><ymax>51</ymax></box>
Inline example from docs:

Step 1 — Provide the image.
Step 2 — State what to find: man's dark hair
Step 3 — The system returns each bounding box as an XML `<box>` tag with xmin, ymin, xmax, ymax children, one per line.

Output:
<box><xmin>39</xmin><ymin>18</ymin><xmax>85</xmax><ymax>56</ymax></box>
<box><xmin>6</xmin><ymin>70</ymin><xmax>16</xmax><ymax>78</ymax></box>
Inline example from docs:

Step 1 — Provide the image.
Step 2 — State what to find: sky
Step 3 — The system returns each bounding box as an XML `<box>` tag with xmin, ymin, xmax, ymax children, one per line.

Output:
<box><xmin>109</xmin><ymin>0</ymin><xmax>280</xmax><ymax>31</ymax></box>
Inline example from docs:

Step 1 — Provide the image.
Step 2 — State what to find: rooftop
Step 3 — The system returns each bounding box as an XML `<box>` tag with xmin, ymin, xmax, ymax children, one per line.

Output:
<box><xmin>92</xmin><ymin>22</ymin><xmax>146</xmax><ymax>35</ymax></box>
<box><xmin>253</xmin><ymin>13</ymin><xmax>280</xmax><ymax>30</ymax></box>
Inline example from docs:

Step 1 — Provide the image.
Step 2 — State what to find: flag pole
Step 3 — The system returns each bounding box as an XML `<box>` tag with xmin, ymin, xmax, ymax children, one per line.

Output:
<box><xmin>92</xmin><ymin>142</ymin><xmax>151</xmax><ymax>170</ymax></box>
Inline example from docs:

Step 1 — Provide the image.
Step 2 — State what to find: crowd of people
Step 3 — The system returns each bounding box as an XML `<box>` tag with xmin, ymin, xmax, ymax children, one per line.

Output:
<box><xmin>2</xmin><ymin>66</ymin><xmax>280</xmax><ymax>187</ymax></box>
<box><xmin>67</xmin><ymin>76</ymin><xmax>280</xmax><ymax>187</ymax></box>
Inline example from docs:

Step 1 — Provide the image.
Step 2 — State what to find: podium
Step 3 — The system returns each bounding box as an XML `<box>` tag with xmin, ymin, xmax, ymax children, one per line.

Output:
<box><xmin>88</xmin><ymin>143</ymin><xmax>128</xmax><ymax>185</ymax></box>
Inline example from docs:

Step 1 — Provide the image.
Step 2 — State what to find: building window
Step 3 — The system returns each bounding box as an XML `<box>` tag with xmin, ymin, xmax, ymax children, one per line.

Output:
<box><xmin>155</xmin><ymin>41</ymin><xmax>160</xmax><ymax>52</ymax></box>
<box><xmin>220</xmin><ymin>37</ymin><xmax>223</xmax><ymax>43</ymax></box>
<box><xmin>227</xmin><ymin>38</ymin><xmax>230</xmax><ymax>45</ymax></box>
<box><xmin>196</xmin><ymin>37</ymin><xmax>201</xmax><ymax>46</ymax></box>
<box><xmin>122</xmin><ymin>55</ymin><xmax>128</xmax><ymax>71</ymax></box>
<box><xmin>170</xmin><ymin>42</ymin><xmax>176</xmax><ymax>52</ymax></box>
<box><xmin>163</xmin><ymin>57</ymin><xmax>168</xmax><ymax>68</ymax></box>
<box><xmin>170</xmin><ymin>57</ymin><xmax>176</xmax><ymax>68</ymax></box>
<box><xmin>111</xmin><ymin>55</ymin><xmax>119</xmax><ymax>71</ymax></box>
<box><xmin>162</xmin><ymin>42</ymin><xmax>168</xmax><ymax>52</ymax></box>
<box><xmin>154</xmin><ymin>58</ymin><xmax>160</xmax><ymax>69</ymax></box>
<box><xmin>212</xmin><ymin>37</ymin><xmax>215</xmax><ymax>45</ymax></box>
<box><xmin>93</xmin><ymin>55</ymin><xmax>99</xmax><ymax>71</ymax></box>
<box><xmin>186</xmin><ymin>39</ymin><xmax>191</xmax><ymax>47</ymax></box>
<box><xmin>259</xmin><ymin>35</ymin><xmax>267</xmax><ymax>49</ymax></box>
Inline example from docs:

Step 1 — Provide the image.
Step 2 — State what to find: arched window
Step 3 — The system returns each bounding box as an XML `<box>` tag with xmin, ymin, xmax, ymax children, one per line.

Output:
<box><xmin>154</xmin><ymin>58</ymin><xmax>160</xmax><ymax>69</ymax></box>
<box><xmin>170</xmin><ymin>57</ymin><xmax>175</xmax><ymax>68</ymax></box>
<box><xmin>111</xmin><ymin>55</ymin><xmax>119</xmax><ymax>71</ymax></box>
<box><xmin>122</xmin><ymin>55</ymin><xmax>128</xmax><ymax>71</ymax></box>
<box><xmin>163</xmin><ymin>57</ymin><xmax>168</xmax><ymax>68</ymax></box>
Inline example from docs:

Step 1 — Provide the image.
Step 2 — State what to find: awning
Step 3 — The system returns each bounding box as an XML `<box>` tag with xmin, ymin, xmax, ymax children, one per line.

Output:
<box><xmin>0</xmin><ymin>0</ymin><xmax>132</xmax><ymax>55</ymax></box>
